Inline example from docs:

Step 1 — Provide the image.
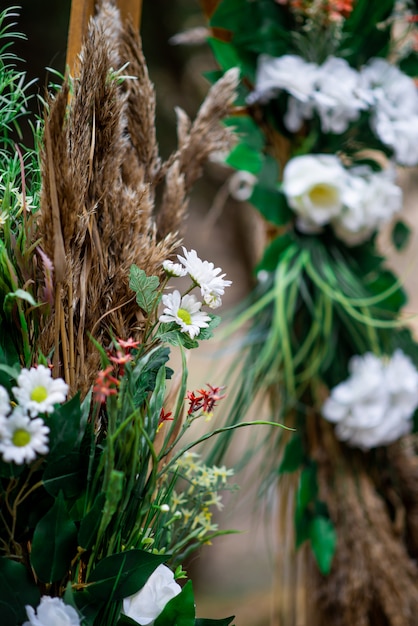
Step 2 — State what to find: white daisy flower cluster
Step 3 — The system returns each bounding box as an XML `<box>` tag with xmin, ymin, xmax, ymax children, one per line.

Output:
<box><xmin>160</xmin><ymin>247</ymin><xmax>232</xmax><ymax>339</ymax></box>
<box><xmin>282</xmin><ymin>153</ymin><xmax>402</xmax><ymax>245</ymax></box>
<box><xmin>0</xmin><ymin>365</ymin><xmax>68</xmax><ymax>465</ymax></box>
<box><xmin>322</xmin><ymin>350</ymin><xmax>418</xmax><ymax>450</ymax></box>
<box><xmin>248</xmin><ymin>54</ymin><xmax>418</xmax><ymax>165</ymax></box>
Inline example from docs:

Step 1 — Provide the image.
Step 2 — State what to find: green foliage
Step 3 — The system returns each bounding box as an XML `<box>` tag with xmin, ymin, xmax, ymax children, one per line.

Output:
<box><xmin>391</xmin><ymin>220</ymin><xmax>411</xmax><ymax>252</ymax></box>
<box><xmin>0</xmin><ymin>559</ymin><xmax>40</xmax><ymax>626</ymax></box>
<box><xmin>129</xmin><ymin>265</ymin><xmax>161</xmax><ymax>314</ymax></box>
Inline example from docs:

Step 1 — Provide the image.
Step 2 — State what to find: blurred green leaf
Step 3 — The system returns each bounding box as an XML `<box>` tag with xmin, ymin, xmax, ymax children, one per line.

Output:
<box><xmin>0</xmin><ymin>558</ymin><xmax>40</xmax><ymax>624</ymax></box>
<box><xmin>256</xmin><ymin>233</ymin><xmax>294</xmax><ymax>272</ymax></box>
<box><xmin>31</xmin><ymin>491</ymin><xmax>78</xmax><ymax>583</ymax></box>
<box><xmin>391</xmin><ymin>220</ymin><xmax>411</xmax><ymax>252</ymax></box>
<box><xmin>208</xmin><ymin>38</ymin><xmax>242</xmax><ymax>72</ymax></box>
<box><xmin>129</xmin><ymin>266</ymin><xmax>160</xmax><ymax>314</ymax></box>
<box><xmin>154</xmin><ymin>580</ymin><xmax>195</xmax><ymax>626</ymax></box>
<box><xmin>309</xmin><ymin>515</ymin><xmax>337</xmax><ymax>575</ymax></box>
<box><xmin>278</xmin><ymin>434</ymin><xmax>304</xmax><ymax>474</ymax></box>
<box><xmin>250</xmin><ymin>185</ymin><xmax>292</xmax><ymax>226</ymax></box>
<box><xmin>226</xmin><ymin>143</ymin><xmax>263</xmax><ymax>174</ymax></box>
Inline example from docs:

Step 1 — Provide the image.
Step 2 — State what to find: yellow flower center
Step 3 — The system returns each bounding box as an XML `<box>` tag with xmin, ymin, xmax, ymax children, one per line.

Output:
<box><xmin>308</xmin><ymin>183</ymin><xmax>339</xmax><ymax>208</ymax></box>
<box><xmin>177</xmin><ymin>308</ymin><xmax>192</xmax><ymax>325</ymax></box>
<box><xmin>12</xmin><ymin>429</ymin><xmax>31</xmax><ymax>447</ymax></box>
<box><xmin>30</xmin><ymin>386</ymin><xmax>48</xmax><ymax>403</ymax></box>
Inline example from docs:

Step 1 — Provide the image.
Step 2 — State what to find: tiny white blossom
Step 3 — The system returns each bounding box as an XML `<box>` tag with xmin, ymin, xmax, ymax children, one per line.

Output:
<box><xmin>0</xmin><ymin>408</ymin><xmax>49</xmax><ymax>464</ymax></box>
<box><xmin>159</xmin><ymin>290</ymin><xmax>211</xmax><ymax>339</ymax></box>
<box><xmin>122</xmin><ymin>564</ymin><xmax>181</xmax><ymax>626</ymax></box>
<box><xmin>177</xmin><ymin>248</ymin><xmax>232</xmax><ymax>309</ymax></box>
<box><xmin>229</xmin><ymin>170</ymin><xmax>257</xmax><ymax>201</ymax></box>
<box><xmin>162</xmin><ymin>260</ymin><xmax>187</xmax><ymax>278</ymax></box>
<box><xmin>0</xmin><ymin>386</ymin><xmax>11</xmax><ymax>417</ymax></box>
<box><xmin>322</xmin><ymin>350</ymin><xmax>418</xmax><ymax>450</ymax></box>
<box><xmin>13</xmin><ymin>365</ymin><xmax>68</xmax><ymax>417</ymax></box>
<box><xmin>23</xmin><ymin>596</ymin><xmax>80</xmax><ymax>626</ymax></box>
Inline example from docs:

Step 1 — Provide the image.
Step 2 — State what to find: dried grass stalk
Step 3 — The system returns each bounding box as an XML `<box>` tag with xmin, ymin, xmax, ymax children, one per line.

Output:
<box><xmin>34</xmin><ymin>0</ymin><xmax>238</xmax><ymax>396</ymax></box>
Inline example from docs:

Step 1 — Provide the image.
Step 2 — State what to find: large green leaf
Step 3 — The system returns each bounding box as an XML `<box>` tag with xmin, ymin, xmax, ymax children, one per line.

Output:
<box><xmin>154</xmin><ymin>581</ymin><xmax>195</xmax><ymax>626</ymax></box>
<box><xmin>309</xmin><ymin>515</ymin><xmax>337</xmax><ymax>575</ymax></box>
<box><xmin>129</xmin><ymin>266</ymin><xmax>160</xmax><ymax>315</ymax></box>
<box><xmin>226</xmin><ymin>143</ymin><xmax>263</xmax><ymax>174</ymax></box>
<box><xmin>31</xmin><ymin>491</ymin><xmax>78</xmax><ymax>583</ymax></box>
<box><xmin>42</xmin><ymin>451</ymin><xmax>84</xmax><ymax>498</ymax></box>
<box><xmin>250</xmin><ymin>185</ymin><xmax>292</xmax><ymax>226</ymax></box>
<box><xmin>256</xmin><ymin>233</ymin><xmax>294</xmax><ymax>272</ymax></box>
<box><xmin>0</xmin><ymin>558</ymin><xmax>40</xmax><ymax>625</ymax></box>
<box><xmin>46</xmin><ymin>393</ymin><xmax>83</xmax><ymax>460</ymax></box>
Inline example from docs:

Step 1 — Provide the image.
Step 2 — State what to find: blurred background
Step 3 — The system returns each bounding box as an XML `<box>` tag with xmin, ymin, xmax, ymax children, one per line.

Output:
<box><xmin>7</xmin><ymin>2</ymin><xmax>418</xmax><ymax>624</ymax></box>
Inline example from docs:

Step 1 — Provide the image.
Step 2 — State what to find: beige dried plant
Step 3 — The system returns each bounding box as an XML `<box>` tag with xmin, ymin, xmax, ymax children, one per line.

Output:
<box><xmin>34</xmin><ymin>0</ymin><xmax>238</xmax><ymax>396</ymax></box>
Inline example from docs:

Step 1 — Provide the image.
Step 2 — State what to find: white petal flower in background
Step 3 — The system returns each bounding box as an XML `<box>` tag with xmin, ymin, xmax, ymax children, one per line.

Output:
<box><xmin>0</xmin><ymin>408</ymin><xmax>50</xmax><ymax>464</ymax></box>
<box><xmin>177</xmin><ymin>247</ymin><xmax>232</xmax><ymax>308</ymax></box>
<box><xmin>23</xmin><ymin>596</ymin><xmax>80</xmax><ymax>626</ymax></box>
<box><xmin>322</xmin><ymin>350</ymin><xmax>418</xmax><ymax>450</ymax></box>
<box><xmin>162</xmin><ymin>260</ymin><xmax>188</xmax><ymax>278</ymax></box>
<box><xmin>281</xmin><ymin>154</ymin><xmax>346</xmax><ymax>231</ymax></box>
<box><xmin>12</xmin><ymin>365</ymin><xmax>68</xmax><ymax>417</ymax></box>
<box><xmin>312</xmin><ymin>56</ymin><xmax>368</xmax><ymax>134</ymax></box>
<box><xmin>122</xmin><ymin>564</ymin><xmax>182</xmax><ymax>626</ymax></box>
<box><xmin>0</xmin><ymin>386</ymin><xmax>11</xmax><ymax>417</ymax></box>
<box><xmin>159</xmin><ymin>290</ymin><xmax>211</xmax><ymax>339</ymax></box>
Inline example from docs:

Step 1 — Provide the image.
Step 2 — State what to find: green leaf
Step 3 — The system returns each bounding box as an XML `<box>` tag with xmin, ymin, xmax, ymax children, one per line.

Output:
<box><xmin>197</xmin><ymin>315</ymin><xmax>221</xmax><ymax>341</ymax></box>
<box><xmin>154</xmin><ymin>580</ymin><xmax>195</xmax><ymax>626</ymax></box>
<box><xmin>226</xmin><ymin>143</ymin><xmax>263</xmax><ymax>174</ymax></box>
<box><xmin>250</xmin><ymin>185</ymin><xmax>292</xmax><ymax>226</ymax></box>
<box><xmin>195</xmin><ymin>618</ymin><xmax>235</xmax><ymax>626</ymax></box>
<box><xmin>391</xmin><ymin>220</ymin><xmax>411</xmax><ymax>252</ymax></box>
<box><xmin>42</xmin><ymin>451</ymin><xmax>84</xmax><ymax>498</ymax></box>
<box><xmin>278</xmin><ymin>434</ymin><xmax>304</xmax><ymax>474</ymax></box>
<box><xmin>256</xmin><ymin>233</ymin><xmax>294</xmax><ymax>272</ymax></box>
<box><xmin>208</xmin><ymin>38</ymin><xmax>242</xmax><ymax>72</ymax></box>
<box><xmin>309</xmin><ymin>516</ymin><xmax>337</xmax><ymax>575</ymax></box>
<box><xmin>78</xmin><ymin>494</ymin><xmax>106</xmax><ymax>550</ymax></box>
<box><xmin>129</xmin><ymin>265</ymin><xmax>160</xmax><ymax>314</ymax></box>
<box><xmin>296</xmin><ymin>464</ymin><xmax>318</xmax><ymax>513</ymax></box>
<box><xmin>0</xmin><ymin>558</ymin><xmax>40</xmax><ymax>624</ymax></box>
<box><xmin>31</xmin><ymin>491</ymin><xmax>78</xmax><ymax>583</ymax></box>
<box><xmin>85</xmin><ymin>550</ymin><xmax>167</xmax><ymax>602</ymax></box>
<box><xmin>3</xmin><ymin>288</ymin><xmax>37</xmax><ymax>315</ymax></box>
<box><xmin>46</xmin><ymin>394</ymin><xmax>83</xmax><ymax>460</ymax></box>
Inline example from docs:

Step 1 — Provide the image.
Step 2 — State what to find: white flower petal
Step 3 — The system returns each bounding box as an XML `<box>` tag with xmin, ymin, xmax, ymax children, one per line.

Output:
<box><xmin>23</xmin><ymin>596</ymin><xmax>80</xmax><ymax>626</ymax></box>
<box><xmin>122</xmin><ymin>564</ymin><xmax>181</xmax><ymax>625</ymax></box>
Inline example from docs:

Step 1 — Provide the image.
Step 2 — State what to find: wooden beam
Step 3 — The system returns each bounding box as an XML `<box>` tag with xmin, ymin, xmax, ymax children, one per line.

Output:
<box><xmin>66</xmin><ymin>0</ymin><xmax>143</xmax><ymax>75</ymax></box>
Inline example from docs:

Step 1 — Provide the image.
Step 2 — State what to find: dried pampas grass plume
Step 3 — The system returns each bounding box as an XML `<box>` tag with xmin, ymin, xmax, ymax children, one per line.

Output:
<box><xmin>34</xmin><ymin>0</ymin><xmax>238</xmax><ymax>396</ymax></box>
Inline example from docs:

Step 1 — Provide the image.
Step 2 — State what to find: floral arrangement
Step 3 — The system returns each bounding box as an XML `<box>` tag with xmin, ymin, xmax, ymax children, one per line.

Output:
<box><xmin>0</xmin><ymin>3</ymin><xmax>281</xmax><ymax>625</ymax></box>
<box><xmin>199</xmin><ymin>0</ymin><xmax>418</xmax><ymax>624</ymax></box>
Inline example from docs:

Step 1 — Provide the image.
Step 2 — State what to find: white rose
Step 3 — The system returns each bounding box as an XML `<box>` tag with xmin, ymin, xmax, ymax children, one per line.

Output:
<box><xmin>322</xmin><ymin>351</ymin><xmax>418</xmax><ymax>450</ymax></box>
<box><xmin>282</xmin><ymin>154</ymin><xmax>346</xmax><ymax>230</ymax></box>
<box><xmin>23</xmin><ymin>597</ymin><xmax>80</xmax><ymax>626</ymax></box>
<box><xmin>122</xmin><ymin>564</ymin><xmax>181</xmax><ymax>625</ymax></box>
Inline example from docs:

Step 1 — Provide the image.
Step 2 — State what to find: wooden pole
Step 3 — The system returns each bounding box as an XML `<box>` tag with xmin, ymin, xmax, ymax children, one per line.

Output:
<box><xmin>66</xmin><ymin>0</ymin><xmax>143</xmax><ymax>75</ymax></box>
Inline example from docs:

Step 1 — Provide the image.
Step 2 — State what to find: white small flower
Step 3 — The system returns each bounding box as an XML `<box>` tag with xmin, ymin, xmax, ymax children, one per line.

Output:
<box><xmin>177</xmin><ymin>248</ymin><xmax>231</xmax><ymax>309</ymax></box>
<box><xmin>0</xmin><ymin>408</ymin><xmax>49</xmax><ymax>464</ymax></box>
<box><xmin>0</xmin><ymin>386</ymin><xmax>11</xmax><ymax>417</ymax></box>
<box><xmin>162</xmin><ymin>260</ymin><xmax>187</xmax><ymax>278</ymax></box>
<box><xmin>159</xmin><ymin>290</ymin><xmax>211</xmax><ymax>339</ymax></box>
<box><xmin>23</xmin><ymin>596</ymin><xmax>80</xmax><ymax>626</ymax></box>
<box><xmin>322</xmin><ymin>350</ymin><xmax>418</xmax><ymax>450</ymax></box>
<box><xmin>122</xmin><ymin>564</ymin><xmax>181</xmax><ymax>626</ymax></box>
<box><xmin>228</xmin><ymin>171</ymin><xmax>257</xmax><ymax>201</ymax></box>
<box><xmin>13</xmin><ymin>365</ymin><xmax>68</xmax><ymax>417</ymax></box>
<box><xmin>282</xmin><ymin>154</ymin><xmax>346</xmax><ymax>230</ymax></box>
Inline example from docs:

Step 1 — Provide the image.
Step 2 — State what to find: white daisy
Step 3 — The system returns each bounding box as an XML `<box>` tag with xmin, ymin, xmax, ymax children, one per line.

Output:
<box><xmin>12</xmin><ymin>365</ymin><xmax>68</xmax><ymax>417</ymax></box>
<box><xmin>162</xmin><ymin>259</ymin><xmax>187</xmax><ymax>278</ymax></box>
<box><xmin>159</xmin><ymin>290</ymin><xmax>211</xmax><ymax>339</ymax></box>
<box><xmin>177</xmin><ymin>248</ymin><xmax>232</xmax><ymax>309</ymax></box>
<box><xmin>0</xmin><ymin>386</ymin><xmax>11</xmax><ymax>417</ymax></box>
<box><xmin>0</xmin><ymin>408</ymin><xmax>49</xmax><ymax>464</ymax></box>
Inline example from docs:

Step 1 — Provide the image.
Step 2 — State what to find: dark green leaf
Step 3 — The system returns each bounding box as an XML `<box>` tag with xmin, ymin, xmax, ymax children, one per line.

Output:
<box><xmin>309</xmin><ymin>516</ymin><xmax>337</xmax><ymax>575</ymax></box>
<box><xmin>86</xmin><ymin>550</ymin><xmax>167</xmax><ymax>602</ymax></box>
<box><xmin>42</xmin><ymin>451</ymin><xmax>84</xmax><ymax>498</ymax></box>
<box><xmin>129</xmin><ymin>265</ymin><xmax>160</xmax><ymax>314</ymax></box>
<box><xmin>47</xmin><ymin>393</ymin><xmax>83</xmax><ymax>459</ymax></box>
<box><xmin>400</xmin><ymin>51</ymin><xmax>418</xmax><ymax>77</ymax></box>
<box><xmin>117</xmin><ymin>615</ymin><xmax>141</xmax><ymax>626</ymax></box>
<box><xmin>0</xmin><ymin>558</ymin><xmax>40</xmax><ymax>624</ymax></box>
<box><xmin>154</xmin><ymin>581</ymin><xmax>195</xmax><ymax>626</ymax></box>
<box><xmin>226</xmin><ymin>144</ymin><xmax>263</xmax><ymax>174</ymax></box>
<box><xmin>391</xmin><ymin>220</ymin><xmax>411</xmax><ymax>252</ymax></box>
<box><xmin>250</xmin><ymin>185</ymin><xmax>292</xmax><ymax>226</ymax></box>
<box><xmin>256</xmin><ymin>233</ymin><xmax>294</xmax><ymax>272</ymax></box>
<box><xmin>78</xmin><ymin>494</ymin><xmax>106</xmax><ymax>550</ymax></box>
<box><xmin>195</xmin><ymin>618</ymin><xmax>235</xmax><ymax>626</ymax></box>
<box><xmin>296</xmin><ymin>464</ymin><xmax>318</xmax><ymax>513</ymax></box>
<box><xmin>278</xmin><ymin>434</ymin><xmax>304</xmax><ymax>474</ymax></box>
<box><xmin>208</xmin><ymin>38</ymin><xmax>242</xmax><ymax>72</ymax></box>
<box><xmin>31</xmin><ymin>491</ymin><xmax>78</xmax><ymax>583</ymax></box>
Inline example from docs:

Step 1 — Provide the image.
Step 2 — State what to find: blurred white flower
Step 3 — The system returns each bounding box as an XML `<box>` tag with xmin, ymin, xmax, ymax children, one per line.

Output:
<box><xmin>159</xmin><ymin>290</ymin><xmax>211</xmax><ymax>338</ymax></box>
<box><xmin>13</xmin><ymin>365</ymin><xmax>68</xmax><ymax>417</ymax></box>
<box><xmin>122</xmin><ymin>564</ymin><xmax>181</xmax><ymax>626</ymax></box>
<box><xmin>0</xmin><ymin>386</ymin><xmax>10</xmax><ymax>417</ymax></box>
<box><xmin>312</xmin><ymin>57</ymin><xmax>368</xmax><ymax>133</ymax></box>
<box><xmin>322</xmin><ymin>350</ymin><xmax>418</xmax><ymax>450</ymax></box>
<box><xmin>177</xmin><ymin>248</ymin><xmax>231</xmax><ymax>309</ymax></box>
<box><xmin>23</xmin><ymin>596</ymin><xmax>80</xmax><ymax>626</ymax></box>
<box><xmin>282</xmin><ymin>154</ymin><xmax>346</xmax><ymax>230</ymax></box>
<box><xmin>228</xmin><ymin>170</ymin><xmax>257</xmax><ymax>201</ymax></box>
<box><xmin>361</xmin><ymin>58</ymin><xmax>418</xmax><ymax>165</ymax></box>
<box><xmin>0</xmin><ymin>409</ymin><xmax>49</xmax><ymax>464</ymax></box>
